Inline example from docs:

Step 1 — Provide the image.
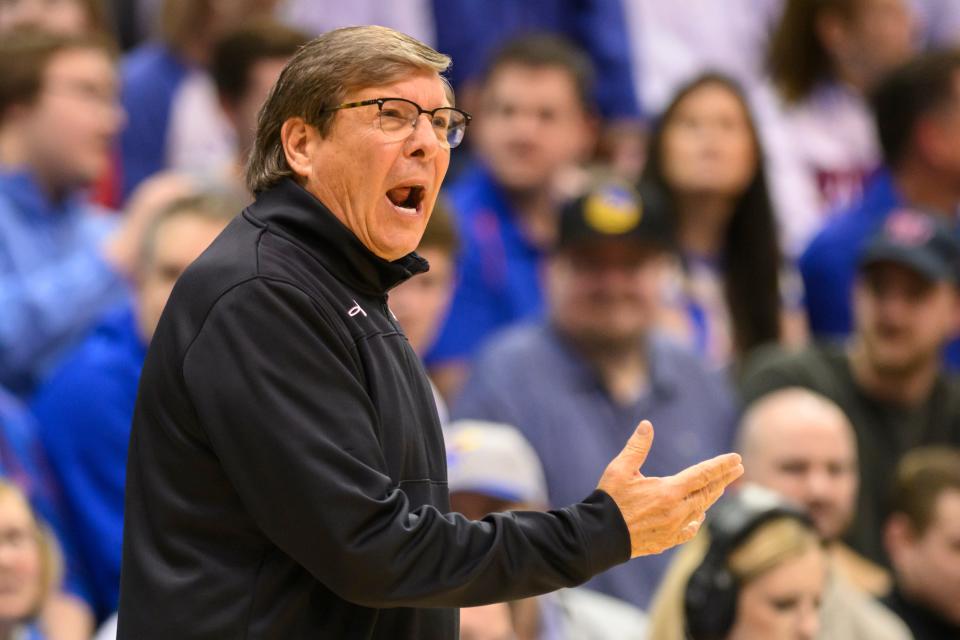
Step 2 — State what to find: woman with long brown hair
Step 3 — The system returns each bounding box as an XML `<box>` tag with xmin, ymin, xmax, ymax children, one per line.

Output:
<box><xmin>643</xmin><ymin>73</ymin><xmax>806</xmax><ymax>370</ymax></box>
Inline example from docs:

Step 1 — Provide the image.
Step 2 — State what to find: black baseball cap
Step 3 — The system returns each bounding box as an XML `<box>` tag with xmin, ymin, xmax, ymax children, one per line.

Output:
<box><xmin>859</xmin><ymin>208</ymin><xmax>960</xmax><ymax>283</ymax></box>
<box><xmin>555</xmin><ymin>180</ymin><xmax>674</xmax><ymax>252</ymax></box>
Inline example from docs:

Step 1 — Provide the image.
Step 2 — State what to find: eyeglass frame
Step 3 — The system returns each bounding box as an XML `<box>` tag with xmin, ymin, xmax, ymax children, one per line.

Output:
<box><xmin>318</xmin><ymin>97</ymin><xmax>472</xmax><ymax>148</ymax></box>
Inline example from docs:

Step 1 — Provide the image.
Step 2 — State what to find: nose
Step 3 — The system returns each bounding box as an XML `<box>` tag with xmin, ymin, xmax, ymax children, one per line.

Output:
<box><xmin>805</xmin><ymin>469</ymin><xmax>832</xmax><ymax>499</ymax></box>
<box><xmin>797</xmin><ymin>600</ymin><xmax>821</xmax><ymax>640</ymax></box>
<box><xmin>404</xmin><ymin>113</ymin><xmax>442</xmax><ymax>160</ymax></box>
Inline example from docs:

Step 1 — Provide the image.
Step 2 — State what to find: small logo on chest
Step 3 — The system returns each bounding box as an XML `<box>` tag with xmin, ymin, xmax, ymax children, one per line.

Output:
<box><xmin>347</xmin><ymin>300</ymin><xmax>368</xmax><ymax>318</ymax></box>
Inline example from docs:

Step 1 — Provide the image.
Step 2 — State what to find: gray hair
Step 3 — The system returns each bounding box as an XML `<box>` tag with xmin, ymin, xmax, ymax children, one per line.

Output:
<box><xmin>245</xmin><ymin>25</ymin><xmax>452</xmax><ymax>194</ymax></box>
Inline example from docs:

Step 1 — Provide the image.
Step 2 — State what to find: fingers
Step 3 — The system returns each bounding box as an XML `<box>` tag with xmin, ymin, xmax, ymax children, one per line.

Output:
<box><xmin>615</xmin><ymin>420</ymin><xmax>655</xmax><ymax>471</ymax></box>
<box><xmin>674</xmin><ymin>452</ymin><xmax>743</xmax><ymax>493</ymax></box>
<box><xmin>681</xmin><ymin>475</ymin><xmax>731</xmax><ymax>519</ymax></box>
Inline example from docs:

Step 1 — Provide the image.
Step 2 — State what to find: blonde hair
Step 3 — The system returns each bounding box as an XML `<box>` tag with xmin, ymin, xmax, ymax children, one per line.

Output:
<box><xmin>245</xmin><ymin>25</ymin><xmax>452</xmax><ymax>194</ymax></box>
<box><xmin>646</xmin><ymin>516</ymin><xmax>821</xmax><ymax>640</ymax></box>
<box><xmin>0</xmin><ymin>482</ymin><xmax>62</xmax><ymax>620</ymax></box>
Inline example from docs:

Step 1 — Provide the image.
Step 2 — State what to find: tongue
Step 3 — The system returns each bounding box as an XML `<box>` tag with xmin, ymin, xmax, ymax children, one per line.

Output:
<box><xmin>386</xmin><ymin>187</ymin><xmax>413</xmax><ymax>207</ymax></box>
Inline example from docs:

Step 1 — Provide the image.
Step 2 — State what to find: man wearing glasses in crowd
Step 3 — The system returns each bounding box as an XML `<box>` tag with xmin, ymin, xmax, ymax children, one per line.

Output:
<box><xmin>117</xmin><ymin>26</ymin><xmax>742</xmax><ymax>639</ymax></box>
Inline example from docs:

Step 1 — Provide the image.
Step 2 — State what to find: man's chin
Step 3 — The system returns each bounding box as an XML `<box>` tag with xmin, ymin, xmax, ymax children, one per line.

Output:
<box><xmin>869</xmin><ymin>353</ymin><xmax>928</xmax><ymax>378</ymax></box>
<box><xmin>568</xmin><ymin>328</ymin><xmax>645</xmax><ymax>354</ymax></box>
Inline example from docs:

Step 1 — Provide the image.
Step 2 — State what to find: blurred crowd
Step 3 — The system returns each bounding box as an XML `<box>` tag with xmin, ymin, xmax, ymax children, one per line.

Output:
<box><xmin>1</xmin><ymin>0</ymin><xmax>960</xmax><ymax>639</ymax></box>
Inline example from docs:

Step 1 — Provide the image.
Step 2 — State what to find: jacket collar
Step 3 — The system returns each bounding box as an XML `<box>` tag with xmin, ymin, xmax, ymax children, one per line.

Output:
<box><xmin>245</xmin><ymin>178</ymin><xmax>429</xmax><ymax>296</ymax></box>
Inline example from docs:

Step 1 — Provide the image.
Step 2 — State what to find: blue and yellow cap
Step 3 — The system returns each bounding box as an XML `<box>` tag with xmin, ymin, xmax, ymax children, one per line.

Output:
<box><xmin>555</xmin><ymin>181</ymin><xmax>673</xmax><ymax>252</ymax></box>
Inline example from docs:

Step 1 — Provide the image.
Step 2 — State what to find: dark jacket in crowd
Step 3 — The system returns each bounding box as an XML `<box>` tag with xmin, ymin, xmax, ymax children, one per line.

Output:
<box><xmin>116</xmin><ymin>178</ymin><xmax>630</xmax><ymax>639</ymax></box>
<box><xmin>881</xmin><ymin>588</ymin><xmax>960</xmax><ymax>640</ymax></box>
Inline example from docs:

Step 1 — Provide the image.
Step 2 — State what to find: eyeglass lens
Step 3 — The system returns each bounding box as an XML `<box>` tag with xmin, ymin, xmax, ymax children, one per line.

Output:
<box><xmin>378</xmin><ymin>99</ymin><xmax>467</xmax><ymax>148</ymax></box>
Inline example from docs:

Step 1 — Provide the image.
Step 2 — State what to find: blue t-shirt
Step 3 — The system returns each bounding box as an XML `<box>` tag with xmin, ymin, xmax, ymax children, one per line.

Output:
<box><xmin>31</xmin><ymin>304</ymin><xmax>147</xmax><ymax>620</ymax></box>
<box><xmin>453</xmin><ymin>323</ymin><xmax>737</xmax><ymax>608</ymax></box>
<box><xmin>799</xmin><ymin>169</ymin><xmax>900</xmax><ymax>338</ymax></box>
<box><xmin>0</xmin><ymin>170</ymin><xmax>124</xmax><ymax>397</ymax></box>
<box><xmin>428</xmin><ymin>164</ymin><xmax>547</xmax><ymax>364</ymax></box>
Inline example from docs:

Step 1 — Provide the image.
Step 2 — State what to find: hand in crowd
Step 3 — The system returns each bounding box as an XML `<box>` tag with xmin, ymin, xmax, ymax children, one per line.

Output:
<box><xmin>598</xmin><ymin>420</ymin><xmax>743</xmax><ymax>558</ymax></box>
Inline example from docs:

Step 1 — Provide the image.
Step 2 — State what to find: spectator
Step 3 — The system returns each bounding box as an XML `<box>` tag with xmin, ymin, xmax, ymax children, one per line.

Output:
<box><xmin>646</xmin><ymin>485</ymin><xmax>827</xmax><ymax>640</ymax></box>
<box><xmin>801</xmin><ymin>49</ymin><xmax>960</xmax><ymax>342</ymax></box>
<box><xmin>741</xmin><ymin>209</ymin><xmax>960</xmax><ymax>566</ymax></box>
<box><xmin>0</xmin><ymin>389</ymin><xmax>91</xmax><ymax>640</ymax></box>
<box><xmin>388</xmin><ymin>199</ymin><xmax>459</xmax><ymax>421</ymax></box>
<box><xmin>115</xmin><ymin>0</ymin><xmax>279</xmax><ymax>202</ymax></box>
<box><xmin>0</xmin><ymin>29</ymin><xmax>127</xmax><ymax>397</ymax></box>
<box><xmin>738</xmin><ymin>388</ymin><xmax>912</xmax><ymax>639</ymax></box>
<box><xmin>427</xmin><ymin>34</ymin><xmax>597</xmax><ymax>398</ymax></box>
<box><xmin>883</xmin><ymin>446</ymin><xmax>960</xmax><ymax>639</ymax></box>
<box><xmin>760</xmin><ymin>0</ymin><xmax>918</xmax><ymax>254</ymax></box>
<box><xmin>0</xmin><ymin>480</ymin><xmax>65</xmax><ymax>640</ymax></box>
<box><xmin>0</xmin><ymin>0</ymin><xmax>110</xmax><ymax>36</ymax></box>
<box><xmin>643</xmin><ymin>73</ymin><xmax>806</xmax><ymax>370</ymax></box>
<box><xmin>430</xmin><ymin>1</ymin><xmax>639</xmax><ymax>124</ymax></box>
<box><xmin>207</xmin><ymin>19</ymin><xmax>308</xmax><ymax>190</ymax></box>
<box><xmin>446</xmin><ymin>420</ymin><xmax>648</xmax><ymax>640</ymax></box>
<box><xmin>31</xmin><ymin>188</ymin><xmax>237</xmax><ymax>621</ymax></box>
<box><xmin>453</xmin><ymin>182</ymin><xmax>737</xmax><ymax>607</ymax></box>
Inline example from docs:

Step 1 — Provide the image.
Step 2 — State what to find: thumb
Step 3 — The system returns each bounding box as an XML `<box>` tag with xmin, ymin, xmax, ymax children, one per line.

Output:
<box><xmin>617</xmin><ymin>420</ymin><xmax>654</xmax><ymax>472</ymax></box>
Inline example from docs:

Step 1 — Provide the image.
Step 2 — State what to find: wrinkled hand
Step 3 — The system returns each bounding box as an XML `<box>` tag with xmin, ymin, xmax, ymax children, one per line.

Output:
<box><xmin>598</xmin><ymin>420</ymin><xmax>743</xmax><ymax>558</ymax></box>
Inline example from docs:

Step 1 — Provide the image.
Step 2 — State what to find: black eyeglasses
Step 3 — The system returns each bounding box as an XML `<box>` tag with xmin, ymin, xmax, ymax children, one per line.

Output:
<box><xmin>321</xmin><ymin>97</ymin><xmax>472</xmax><ymax>149</ymax></box>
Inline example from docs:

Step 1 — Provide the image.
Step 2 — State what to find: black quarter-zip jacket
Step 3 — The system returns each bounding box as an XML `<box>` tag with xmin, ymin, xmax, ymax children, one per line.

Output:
<box><xmin>116</xmin><ymin>178</ymin><xmax>630</xmax><ymax>639</ymax></box>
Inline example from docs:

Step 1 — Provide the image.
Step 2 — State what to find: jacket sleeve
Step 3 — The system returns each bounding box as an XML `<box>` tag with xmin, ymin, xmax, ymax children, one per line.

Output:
<box><xmin>181</xmin><ymin>278</ymin><xmax>630</xmax><ymax>609</ymax></box>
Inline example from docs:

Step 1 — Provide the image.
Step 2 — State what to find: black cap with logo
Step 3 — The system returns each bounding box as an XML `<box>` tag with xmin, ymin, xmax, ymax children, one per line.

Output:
<box><xmin>555</xmin><ymin>181</ymin><xmax>674</xmax><ymax>252</ymax></box>
<box><xmin>859</xmin><ymin>208</ymin><xmax>960</xmax><ymax>283</ymax></box>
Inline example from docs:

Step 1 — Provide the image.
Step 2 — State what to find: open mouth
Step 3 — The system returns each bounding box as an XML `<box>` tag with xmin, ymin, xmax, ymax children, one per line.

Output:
<box><xmin>385</xmin><ymin>185</ymin><xmax>426</xmax><ymax>215</ymax></box>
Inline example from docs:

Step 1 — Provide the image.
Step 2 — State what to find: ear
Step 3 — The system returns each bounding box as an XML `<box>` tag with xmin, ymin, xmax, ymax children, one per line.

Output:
<box><xmin>814</xmin><ymin>9</ymin><xmax>848</xmax><ymax>57</ymax></box>
<box><xmin>280</xmin><ymin>117</ymin><xmax>316</xmax><ymax>181</ymax></box>
<box><xmin>578</xmin><ymin>110</ymin><xmax>602</xmax><ymax>161</ymax></box>
<box><xmin>884</xmin><ymin>513</ymin><xmax>916</xmax><ymax>565</ymax></box>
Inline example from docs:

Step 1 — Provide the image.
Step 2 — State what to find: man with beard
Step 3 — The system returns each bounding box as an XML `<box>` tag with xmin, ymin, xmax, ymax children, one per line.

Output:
<box><xmin>738</xmin><ymin>388</ymin><xmax>912</xmax><ymax>640</ymax></box>
<box><xmin>741</xmin><ymin>208</ymin><xmax>960</xmax><ymax>567</ymax></box>
<box><xmin>453</xmin><ymin>182</ymin><xmax>737</xmax><ymax>609</ymax></box>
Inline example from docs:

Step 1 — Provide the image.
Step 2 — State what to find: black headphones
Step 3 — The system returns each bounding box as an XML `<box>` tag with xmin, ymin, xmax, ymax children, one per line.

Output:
<box><xmin>683</xmin><ymin>485</ymin><xmax>815</xmax><ymax>640</ymax></box>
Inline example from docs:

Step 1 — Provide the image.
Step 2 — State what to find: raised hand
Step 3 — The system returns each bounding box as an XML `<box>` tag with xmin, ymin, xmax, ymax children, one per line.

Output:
<box><xmin>597</xmin><ymin>420</ymin><xmax>743</xmax><ymax>558</ymax></box>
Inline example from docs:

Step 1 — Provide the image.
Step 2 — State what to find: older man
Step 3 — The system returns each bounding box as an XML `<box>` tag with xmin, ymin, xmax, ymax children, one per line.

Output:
<box><xmin>117</xmin><ymin>27</ymin><xmax>742</xmax><ymax>639</ymax></box>
<box><xmin>738</xmin><ymin>389</ymin><xmax>912</xmax><ymax>640</ymax></box>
